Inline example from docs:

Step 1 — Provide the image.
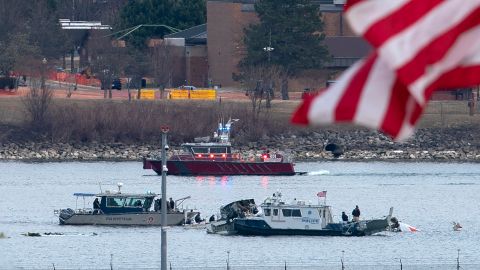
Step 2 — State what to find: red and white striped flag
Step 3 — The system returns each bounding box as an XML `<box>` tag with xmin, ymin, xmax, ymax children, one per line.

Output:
<box><xmin>292</xmin><ymin>0</ymin><xmax>480</xmax><ymax>141</ymax></box>
<box><xmin>317</xmin><ymin>191</ymin><xmax>327</xmax><ymax>197</ymax></box>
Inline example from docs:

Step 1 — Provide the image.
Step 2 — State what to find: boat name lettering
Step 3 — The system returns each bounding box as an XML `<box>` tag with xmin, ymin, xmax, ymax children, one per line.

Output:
<box><xmin>106</xmin><ymin>217</ymin><xmax>133</xmax><ymax>221</ymax></box>
<box><xmin>302</xmin><ymin>217</ymin><xmax>319</xmax><ymax>224</ymax></box>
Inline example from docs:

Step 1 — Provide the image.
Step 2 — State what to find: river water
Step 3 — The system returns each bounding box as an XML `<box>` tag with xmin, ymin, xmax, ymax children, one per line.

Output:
<box><xmin>1</xmin><ymin>161</ymin><xmax>479</xmax><ymax>270</ymax></box>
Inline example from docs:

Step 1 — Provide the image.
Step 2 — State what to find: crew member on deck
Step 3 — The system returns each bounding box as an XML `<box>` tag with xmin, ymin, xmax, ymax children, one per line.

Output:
<box><xmin>93</xmin><ymin>198</ymin><xmax>100</xmax><ymax>214</ymax></box>
<box><xmin>209</xmin><ymin>214</ymin><xmax>216</xmax><ymax>222</ymax></box>
<box><xmin>352</xmin><ymin>205</ymin><xmax>361</xmax><ymax>222</ymax></box>
<box><xmin>169</xmin><ymin>198</ymin><xmax>175</xmax><ymax>211</ymax></box>
<box><xmin>342</xmin><ymin>211</ymin><xmax>348</xmax><ymax>222</ymax></box>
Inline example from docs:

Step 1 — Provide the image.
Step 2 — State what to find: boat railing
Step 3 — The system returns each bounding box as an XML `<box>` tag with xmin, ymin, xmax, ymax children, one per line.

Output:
<box><xmin>75</xmin><ymin>208</ymin><xmax>94</xmax><ymax>214</ymax></box>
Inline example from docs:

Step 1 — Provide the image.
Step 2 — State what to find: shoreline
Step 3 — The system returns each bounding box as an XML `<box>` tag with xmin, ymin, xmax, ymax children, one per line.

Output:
<box><xmin>1</xmin><ymin>142</ymin><xmax>479</xmax><ymax>162</ymax></box>
<box><xmin>1</xmin><ymin>126</ymin><xmax>479</xmax><ymax>162</ymax></box>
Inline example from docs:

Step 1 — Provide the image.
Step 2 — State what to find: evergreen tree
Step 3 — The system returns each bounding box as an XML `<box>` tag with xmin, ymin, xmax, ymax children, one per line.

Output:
<box><xmin>117</xmin><ymin>0</ymin><xmax>206</xmax><ymax>49</ymax></box>
<box><xmin>243</xmin><ymin>0</ymin><xmax>329</xmax><ymax>100</ymax></box>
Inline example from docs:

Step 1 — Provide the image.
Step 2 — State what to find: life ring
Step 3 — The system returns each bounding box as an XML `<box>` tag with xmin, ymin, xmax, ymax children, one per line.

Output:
<box><xmin>147</xmin><ymin>216</ymin><xmax>154</xmax><ymax>224</ymax></box>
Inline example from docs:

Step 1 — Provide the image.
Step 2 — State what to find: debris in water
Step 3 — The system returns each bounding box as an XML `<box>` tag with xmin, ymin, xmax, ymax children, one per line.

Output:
<box><xmin>23</xmin><ymin>232</ymin><xmax>41</xmax><ymax>237</ymax></box>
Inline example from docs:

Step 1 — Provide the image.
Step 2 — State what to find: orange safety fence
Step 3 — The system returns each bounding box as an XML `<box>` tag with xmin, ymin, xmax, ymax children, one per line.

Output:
<box><xmin>48</xmin><ymin>72</ymin><xmax>101</xmax><ymax>87</ymax></box>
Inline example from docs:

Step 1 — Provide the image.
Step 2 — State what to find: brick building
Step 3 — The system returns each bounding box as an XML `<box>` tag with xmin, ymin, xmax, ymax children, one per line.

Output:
<box><xmin>207</xmin><ymin>0</ymin><xmax>367</xmax><ymax>90</ymax></box>
<box><xmin>151</xmin><ymin>24</ymin><xmax>209</xmax><ymax>87</ymax></box>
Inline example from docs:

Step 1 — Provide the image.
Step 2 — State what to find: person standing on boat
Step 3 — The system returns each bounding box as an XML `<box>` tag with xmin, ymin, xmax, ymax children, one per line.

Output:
<box><xmin>93</xmin><ymin>198</ymin><xmax>100</xmax><ymax>214</ymax></box>
<box><xmin>342</xmin><ymin>211</ymin><xmax>349</xmax><ymax>222</ymax></box>
<box><xmin>352</xmin><ymin>205</ymin><xmax>361</xmax><ymax>222</ymax></box>
<box><xmin>169</xmin><ymin>198</ymin><xmax>175</xmax><ymax>212</ymax></box>
<box><xmin>209</xmin><ymin>214</ymin><xmax>216</xmax><ymax>222</ymax></box>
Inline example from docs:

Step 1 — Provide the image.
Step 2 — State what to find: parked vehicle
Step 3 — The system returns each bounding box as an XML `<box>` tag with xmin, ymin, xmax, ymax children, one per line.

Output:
<box><xmin>112</xmin><ymin>78</ymin><xmax>122</xmax><ymax>90</ymax></box>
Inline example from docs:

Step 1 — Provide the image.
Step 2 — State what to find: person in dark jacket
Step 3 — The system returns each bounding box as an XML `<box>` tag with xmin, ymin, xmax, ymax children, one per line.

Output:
<box><xmin>342</xmin><ymin>211</ymin><xmax>348</xmax><ymax>222</ymax></box>
<box><xmin>169</xmin><ymin>198</ymin><xmax>175</xmax><ymax>212</ymax></box>
<box><xmin>209</xmin><ymin>214</ymin><xmax>216</xmax><ymax>222</ymax></box>
<box><xmin>352</xmin><ymin>205</ymin><xmax>361</xmax><ymax>222</ymax></box>
<box><xmin>93</xmin><ymin>198</ymin><xmax>101</xmax><ymax>214</ymax></box>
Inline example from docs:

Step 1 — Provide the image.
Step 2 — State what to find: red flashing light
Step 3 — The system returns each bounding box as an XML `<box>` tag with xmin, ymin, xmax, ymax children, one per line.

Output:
<box><xmin>263</xmin><ymin>155</ymin><xmax>268</xmax><ymax>159</ymax></box>
<box><xmin>222</xmin><ymin>154</ymin><xmax>226</xmax><ymax>158</ymax></box>
<box><xmin>210</xmin><ymin>154</ymin><xmax>215</xmax><ymax>158</ymax></box>
<box><xmin>197</xmin><ymin>154</ymin><xmax>202</xmax><ymax>158</ymax></box>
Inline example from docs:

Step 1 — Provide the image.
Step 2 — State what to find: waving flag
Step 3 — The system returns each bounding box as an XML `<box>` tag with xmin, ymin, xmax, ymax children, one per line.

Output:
<box><xmin>292</xmin><ymin>0</ymin><xmax>480</xmax><ymax>140</ymax></box>
<box><xmin>317</xmin><ymin>191</ymin><xmax>327</xmax><ymax>197</ymax></box>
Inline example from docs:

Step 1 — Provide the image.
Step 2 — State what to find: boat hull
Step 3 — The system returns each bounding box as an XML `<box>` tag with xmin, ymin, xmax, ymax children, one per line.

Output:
<box><xmin>144</xmin><ymin>159</ymin><xmax>295</xmax><ymax>176</ymax></box>
<box><xmin>233</xmin><ymin>219</ymin><xmax>389</xmax><ymax>236</ymax></box>
<box><xmin>59</xmin><ymin>212</ymin><xmax>189</xmax><ymax>226</ymax></box>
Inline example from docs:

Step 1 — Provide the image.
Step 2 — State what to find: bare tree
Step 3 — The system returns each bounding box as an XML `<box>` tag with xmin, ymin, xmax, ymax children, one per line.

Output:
<box><xmin>89</xmin><ymin>33</ymin><xmax>126</xmax><ymax>99</ymax></box>
<box><xmin>124</xmin><ymin>48</ymin><xmax>150</xmax><ymax>101</ymax></box>
<box><xmin>22</xmin><ymin>70</ymin><xmax>53</xmax><ymax>131</ymax></box>
<box><xmin>240</xmin><ymin>64</ymin><xmax>280</xmax><ymax>121</ymax></box>
<box><xmin>151</xmin><ymin>41</ymin><xmax>173</xmax><ymax>99</ymax></box>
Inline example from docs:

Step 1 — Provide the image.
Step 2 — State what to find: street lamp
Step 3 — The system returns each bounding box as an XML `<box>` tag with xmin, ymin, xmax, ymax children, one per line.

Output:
<box><xmin>263</xmin><ymin>46</ymin><xmax>274</xmax><ymax>62</ymax></box>
<box><xmin>263</xmin><ymin>28</ymin><xmax>274</xmax><ymax>63</ymax></box>
<box><xmin>41</xmin><ymin>58</ymin><xmax>47</xmax><ymax>90</ymax></box>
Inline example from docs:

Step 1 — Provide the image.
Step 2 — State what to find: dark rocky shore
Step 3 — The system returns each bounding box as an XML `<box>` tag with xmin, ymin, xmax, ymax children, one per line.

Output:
<box><xmin>1</xmin><ymin>126</ymin><xmax>479</xmax><ymax>162</ymax></box>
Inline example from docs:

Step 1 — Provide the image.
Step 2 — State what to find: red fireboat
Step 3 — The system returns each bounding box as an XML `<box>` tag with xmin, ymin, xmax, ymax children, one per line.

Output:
<box><xmin>143</xmin><ymin>119</ymin><xmax>296</xmax><ymax>176</ymax></box>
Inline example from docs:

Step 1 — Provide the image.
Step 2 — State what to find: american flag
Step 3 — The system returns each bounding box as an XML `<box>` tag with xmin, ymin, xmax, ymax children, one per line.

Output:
<box><xmin>292</xmin><ymin>0</ymin><xmax>480</xmax><ymax>141</ymax></box>
<box><xmin>317</xmin><ymin>191</ymin><xmax>327</xmax><ymax>198</ymax></box>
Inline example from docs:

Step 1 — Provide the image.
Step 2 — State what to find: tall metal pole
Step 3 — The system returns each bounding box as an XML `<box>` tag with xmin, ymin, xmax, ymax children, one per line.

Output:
<box><xmin>161</xmin><ymin>127</ymin><xmax>169</xmax><ymax>270</ymax></box>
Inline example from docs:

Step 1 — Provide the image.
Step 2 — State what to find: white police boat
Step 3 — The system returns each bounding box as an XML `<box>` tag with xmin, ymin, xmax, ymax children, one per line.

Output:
<box><xmin>55</xmin><ymin>184</ymin><xmax>198</xmax><ymax>226</ymax></box>
<box><xmin>208</xmin><ymin>191</ymin><xmax>392</xmax><ymax>236</ymax></box>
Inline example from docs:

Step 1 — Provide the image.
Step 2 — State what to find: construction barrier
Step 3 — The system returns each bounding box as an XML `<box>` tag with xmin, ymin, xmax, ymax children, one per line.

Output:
<box><xmin>50</xmin><ymin>72</ymin><xmax>101</xmax><ymax>87</ymax></box>
<box><xmin>139</xmin><ymin>89</ymin><xmax>156</xmax><ymax>100</ymax></box>
<box><xmin>168</xmin><ymin>89</ymin><xmax>216</xmax><ymax>100</ymax></box>
<box><xmin>169</xmin><ymin>89</ymin><xmax>190</xmax><ymax>99</ymax></box>
<box><xmin>190</xmin><ymin>89</ymin><xmax>216</xmax><ymax>100</ymax></box>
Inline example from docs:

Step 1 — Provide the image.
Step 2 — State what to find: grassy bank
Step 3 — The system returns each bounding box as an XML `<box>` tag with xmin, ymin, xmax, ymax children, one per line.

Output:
<box><xmin>0</xmin><ymin>97</ymin><xmax>479</xmax><ymax>145</ymax></box>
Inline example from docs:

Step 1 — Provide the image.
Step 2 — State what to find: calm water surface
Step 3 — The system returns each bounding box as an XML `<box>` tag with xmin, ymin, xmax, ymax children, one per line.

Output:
<box><xmin>1</xmin><ymin>161</ymin><xmax>480</xmax><ymax>269</ymax></box>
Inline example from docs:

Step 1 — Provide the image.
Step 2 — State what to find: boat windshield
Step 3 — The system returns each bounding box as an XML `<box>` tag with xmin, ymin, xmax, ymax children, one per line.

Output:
<box><xmin>210</xmin><ymin>147</ymin><xmax>230</xmax><ymax>154</ymax></box>
<box><xmin>191</xmin><ymin>147</ymin><xmax>209</xmax><ymax>154</ymax></box>
<box><xmin>282</xmin><ymin>209</ymin><xmax>302</xmax><ymax>217</ymax></box>
<box><xmin>125</xmin><ymin>197</ymin><xmax>146</xmax><ymax>208</ymax></box>
<box><xmin>106</xmin><ymin>197</ymin><xmax>126</xmax><ymax>207</ymax></box>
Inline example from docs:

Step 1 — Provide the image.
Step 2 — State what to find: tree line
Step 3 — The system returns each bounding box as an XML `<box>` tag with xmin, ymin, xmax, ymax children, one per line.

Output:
<box><xmin>0</xmin><ymin>0</ymin><xmax>328</xmax><ymax>101</ymax></box>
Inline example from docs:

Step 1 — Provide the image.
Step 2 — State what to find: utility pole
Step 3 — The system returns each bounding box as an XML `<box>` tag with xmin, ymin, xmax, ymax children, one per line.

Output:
<box><xmin>263</xmin><ymin>29</ymin><xmax>274</xmax><ymax>108</ymax></box>
<box><xmin>161</xmin><ymin>126</ymin><xmax>169</xmax><ymax>270</ymax></box>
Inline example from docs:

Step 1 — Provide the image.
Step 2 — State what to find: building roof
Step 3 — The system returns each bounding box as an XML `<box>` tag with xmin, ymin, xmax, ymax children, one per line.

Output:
<box><xmin>208</xmin><ymin>0</ymin><xmax>345</xmax><ymax>11</ymax></box>
<box><xmin>165</xmin><ymin>24</ymin><xmax>207</xmax><ymax>45</ymax></box>
<box><xmin>165</xmin><ymin>24</ymin><xmax>207</xmax><ymax>39</ymax></box>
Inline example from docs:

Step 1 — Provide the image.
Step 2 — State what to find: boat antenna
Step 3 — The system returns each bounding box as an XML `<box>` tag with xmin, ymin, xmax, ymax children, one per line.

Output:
<box><xmin>117</xmin><ymin>182</ymin><xmax>123</xmax><ymax>194</ymax></box>
<box><xmin>98</xmin><ymin>182</ymin><xmax>103</xmax><ymax>193</ymax></box>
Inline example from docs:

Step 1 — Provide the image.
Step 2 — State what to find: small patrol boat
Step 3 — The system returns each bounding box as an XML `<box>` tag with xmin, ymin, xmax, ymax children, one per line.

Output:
<box><xmin>207</xmin><ymin>191</ymin><xmax>392</xmax><ymax>236</ymax></box>
<box><xmin>143</xmin><ymin>119</ymin><xmax>296</xmax><ymax>176</ymax></box>
<box><xmin>55</xmin><ymin>183</ymin><xmax>198</xmax><ymax>226</ymax></box>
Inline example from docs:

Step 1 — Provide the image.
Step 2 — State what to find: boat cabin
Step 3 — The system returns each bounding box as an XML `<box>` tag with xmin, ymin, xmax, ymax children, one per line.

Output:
<box><xmin>172</xmin><ymin>142</ymin><xmax>238</xmax><ymax>161</ymax></box>
<box><xmin>96</xmin><ymin>192</ymin><xmax>156</xmax><ymax>214</ymax></box>
<box><xmin>259</xmin><ymin>192</ymin><xmax>334</xmax><ymax>229</ymax></box>
<box><xmin>183</xmin><ymin>143</ymin><xmax>232</xmax><ymax>157</ymax></box>
<box><xmin>70</xmin><ymin>191</ymin><xmax>157</xmax><ymax>214</ymax></box>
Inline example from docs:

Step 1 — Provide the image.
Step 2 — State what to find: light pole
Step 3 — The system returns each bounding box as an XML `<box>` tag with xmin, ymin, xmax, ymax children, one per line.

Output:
<box><xmin>263</xmin><ymin>28</ymin><xmax>274</xmax><ymax>63</ymax></box>
<box><xmin>41</xmin><ymin>58</ymin><xmax>47</xmax><ymax>90</ymax></box>
<box><xmin>160</xmin><ymin>126</ymin><xmax>169</xmax><ymax>270</ymax></box>
<box><xmin>263</xmin><ymin>32</ymin><xmax>274</xmax><ymax>108</ymax></box>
